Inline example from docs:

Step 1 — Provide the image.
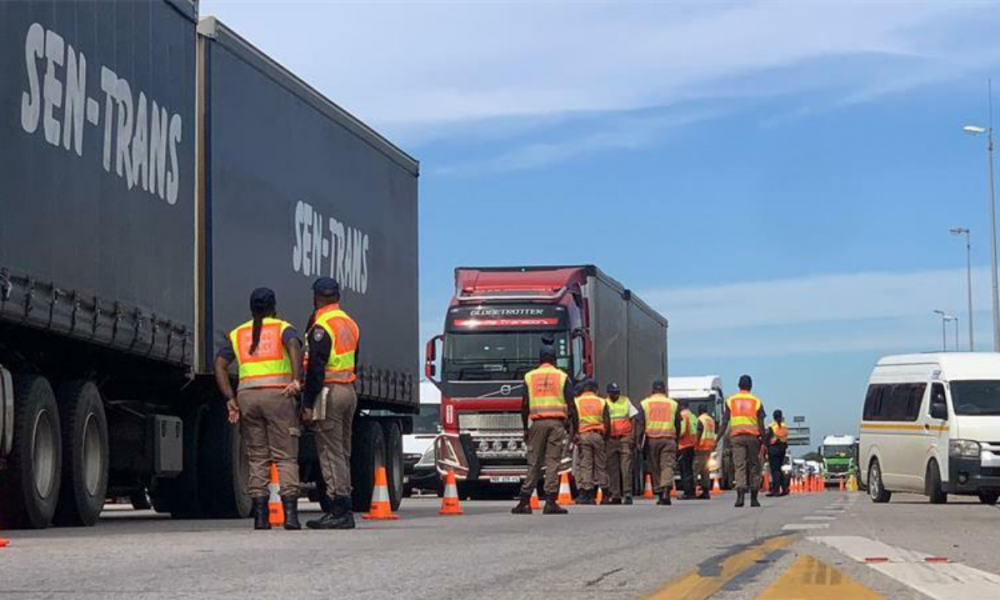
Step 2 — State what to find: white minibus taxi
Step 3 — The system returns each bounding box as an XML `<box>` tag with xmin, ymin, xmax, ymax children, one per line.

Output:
<box><xmin>860</xmin><ymin>353</ymin><xmax>1000</xmax><ymax>505</ymax></box>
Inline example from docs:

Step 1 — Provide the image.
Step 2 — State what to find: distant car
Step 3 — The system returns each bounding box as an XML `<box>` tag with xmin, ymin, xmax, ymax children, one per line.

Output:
<box><xmin>405</xmin><ymin>382</ymin><xmax>442</xmax><ymax>496</ymax></box>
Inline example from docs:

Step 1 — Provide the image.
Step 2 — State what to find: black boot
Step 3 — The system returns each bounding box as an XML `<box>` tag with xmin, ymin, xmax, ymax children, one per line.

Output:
<box><xmin>577</xmin><ymin>489</ymin><xmax>595</xmax><ymax>505</ymax></box>
<box><xmin>623</xmin><ymin>496</ymin><xmax>633</xmax><ymax>505</ymax></box>
<box><xmin>307</xmin><ymin>496</ymin><xmax>356</xmax><ymax>530</ymax></box>
<box><xmin>283</xmin><ymin>497</ymin><xmax>301</xmax><ymax>530</ymax></box>
<box><xmin>543</xmin><ymin>495</ymin><xmax>568</xmax><ymax>514</ymax></box>
<box><xmin>735</xmin><ymin>488</ymin><xmax>746</xmax><ymax>508</ymax></box>
<box><xmin>657</xmin><ymin>487</ymin><xmax>672</xmax><ymax>505</ymax></box>
<box><xmin>252</xmin><ymin>497</ymin><xmax>271</xmax><ymax>530</ymax></box>
<box><xmin>750</xmin><ymin>489</ymin><xmax>761</xmax><ymax>508</ymax></box>
<box><xmin>699</xmin><ymin>488</ymin><xmax>712</xmax><ymax>500</ymax></box>
<box><xmin>511</xmin><ymin>494</ymin><xmax>533</xmax><ymax>514</ymax></box>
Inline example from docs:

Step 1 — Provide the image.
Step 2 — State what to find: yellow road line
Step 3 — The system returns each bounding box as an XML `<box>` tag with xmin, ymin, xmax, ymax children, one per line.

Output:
<box><xmin>756</xmin><ymin>555</ymin><xmax>888</xmax><ymax>600</ymax></box>
<box><xmin>645</xmin><ymin>536</ymin><xmax>794</xmax><ymax>600</ymax></box>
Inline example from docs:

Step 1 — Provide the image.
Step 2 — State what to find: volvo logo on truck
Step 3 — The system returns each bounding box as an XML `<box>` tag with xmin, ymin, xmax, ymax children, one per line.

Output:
<box><xmin>20</xmin><ymin>23</ymin><xmax>185</xmax><ymax>205</ymax></box>
<box><xmin>292</xmin><ymin>200</ymin><xmax>370</xmax><ymax>294</ymax></box>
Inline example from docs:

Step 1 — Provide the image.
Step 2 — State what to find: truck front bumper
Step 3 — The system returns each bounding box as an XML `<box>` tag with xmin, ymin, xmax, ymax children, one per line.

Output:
<box><xmin>435</xmin><ymin>432</ymin><xmax>571</xmax><ymax>484</ymax></box>
<box><xmin>947</xmin><ymin>456</ymin><xmax>1000</xmax><ymax>493</ymax></box>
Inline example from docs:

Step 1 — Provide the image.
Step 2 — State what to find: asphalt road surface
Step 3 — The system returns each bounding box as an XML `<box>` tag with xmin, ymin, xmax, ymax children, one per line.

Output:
<box><xmin>2</xmin><ymin>490</ymin><xmax>998</xmax><ymax>600</ymax></box>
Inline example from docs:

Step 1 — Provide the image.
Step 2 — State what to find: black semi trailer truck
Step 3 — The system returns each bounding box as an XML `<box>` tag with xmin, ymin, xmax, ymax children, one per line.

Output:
<box><xmin>0</xmin><ymin>1</ymin><xmax>418</xmax><ymax>529</ymax></box>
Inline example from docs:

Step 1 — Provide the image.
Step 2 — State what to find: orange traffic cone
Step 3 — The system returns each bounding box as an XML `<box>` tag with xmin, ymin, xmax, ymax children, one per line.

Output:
<box><xmin>643</xmin><ymin>474</ymin><xmax>655</xmax><ymax>499</ymax></box>
<box><xmin>557</xmin><ymin>472</ymin><xmax>575</xmax><ymax>506</ymax></box>
<box><xmin>791</xmin><ymin>478</ymin><xmax>799</xmax><ymax>494</ymax></box>
<box><xmin>839</xmin><ymin>478</ymin><xmax>846</xmax><ymax>492</ymax></box>
<box><xmin>763</xmin><ymin>471</ymin><xmax>771</xmax><ymax>492</ymax></box>
<box><xmin>363</xmin><ymin>466</ymin><xmax>400</xmax><ymax>521</ymax></box>
<box><xmin>439</xmin><ymin>470</ymin><xmax>463</xmax><ymax>516</ymax></box>
<box><xmin>268</xmin><ymin>463</ymin><xmax>284</xmax><ymax>527</ymax></box>
<box><xmin>595</xmin><ymin>488</ymin><xmax>604</xmax><ymax>505</ymax></box>
<box><xmin>530</xmin><ymin>489</ymin><xmax>541</xmax><ymax>510</ymax></box>
<box><xmin>712</xmin><ymin>477</ymin><xmax>722</xmax><ymax>496</ymax></box>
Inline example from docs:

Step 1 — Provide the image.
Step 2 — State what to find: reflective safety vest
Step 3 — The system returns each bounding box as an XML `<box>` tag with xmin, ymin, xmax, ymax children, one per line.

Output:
<box><xmin>697</xmin><ymin>413</ymin><xmax>717</xmax><ymax>451</ymax></box>
<box><xmin>575</xmin><ymin>392</ymin><xmax>606</xmax><ymax>434</ymax></box>
<box><xmin>678</xmin><ymin>409</ymin><xmax>699</xmax><ymax>449</ymax></box>
<box><xmin>769</xmin><ymin>422</ymin><xmax>788</xmax><ymax>445</ymax></box>
<box><xmin>229</xmin><ymin>318</ymin><xmax>295</xmax><ymax>390</ymax></box>
<box><xmin>524</xmin><ymin>363</ymin><xmax>568</xmax><ymax>420</ymax></box>
<box><xmin>313</xmin><ymin>305</ymin><xmax>360</xmax><ymax>384</ymax></box>
<box><xmin>608</xmin><ymin>397</ymin><xmax>634</xmax><ymax>437</ymax></box>
<box><xmin>726</xmin><ymin>392</ymin><xmax>763</xmax><ymax>438</ymax></box>
<box><xmin>640</xmin><ymin>394</ymin><xmax>678</xmax><ymax>439</ymax></box>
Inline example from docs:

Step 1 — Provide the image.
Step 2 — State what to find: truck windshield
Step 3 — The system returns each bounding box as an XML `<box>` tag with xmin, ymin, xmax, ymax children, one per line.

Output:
<box><xmin>950</xmin><ymin>380</ymin><xmax>1000</xmax><ymax>416</ymax></box>
<box><xmin>444</xmin><ymin>332</ymin><xmax>569</xmax><ymax>381</ymax></box>
<box><xmin>412</xmin><ymin>405</ymin><xmax>441</xmax><ymax>434</ymax></box>
<box><xmin>822</xmin><ymin>445</ymin><xmax>852</xmax><ymax>458</ymax></box>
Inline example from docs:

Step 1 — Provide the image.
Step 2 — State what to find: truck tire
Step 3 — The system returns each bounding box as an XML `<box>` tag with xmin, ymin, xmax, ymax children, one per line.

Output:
<box><xmin>926</xmin><ymin>460</ymin><xmax>947</xmax><ymax>504</ymax></box>
<box><xmin>382</xmin><ymin>421</ymin><xmax>404</xmax><ymax>511</ymax></box>
<box><xmin>199</xmin><ymin>403</ymin><xmax>252</xmax><ymax>519</ymax></box>
<box><xmin>0</xmin><ymin>375</ymin><xmax>62</xmax><ymax>529</ymax></box>
<box><xmin>350</xmin><ymin>420</ymin><xmax>386</xmax><ymax>513</ymax></box>
<box><xmin>978</xmin><ymin>491</ymin><xmax>999</xmax><ymax>505</ymax></box>
<box><xmin>867</xmin><ymin>458</ymin><xmax>891</xmax><ymax>504</ymax></box>
<box><xmin>154</xmin><ymin>404</ymin><xmax>207</xmax><ymax>518</ymax></box>
<box><xmin>53</xmin><ymin>381</ymin><xmax>109</xmax><ymax>527</ymax></box>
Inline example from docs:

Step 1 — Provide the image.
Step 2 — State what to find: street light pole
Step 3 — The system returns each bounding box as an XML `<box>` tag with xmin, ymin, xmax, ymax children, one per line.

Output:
<box><xmin>953</xmin><ymin>315</ymin><xmax>960</xmax><ymax>351</ymax></box>
<box><xmin>934</xmin><ymin>310</ymin><xmax>949</xmax><ymax>351</ymax></box>
<box><xmin>951</xmin><ymin>227</ymin><xmax>974</xmax><ymax>350</ymax></box>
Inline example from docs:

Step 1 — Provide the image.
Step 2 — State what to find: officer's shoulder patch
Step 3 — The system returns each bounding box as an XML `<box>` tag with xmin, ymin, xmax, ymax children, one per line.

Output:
<box><xmin>313</xmin><ymin>327</ymin><xmax>327</xmax><ymax>342</ymax></box>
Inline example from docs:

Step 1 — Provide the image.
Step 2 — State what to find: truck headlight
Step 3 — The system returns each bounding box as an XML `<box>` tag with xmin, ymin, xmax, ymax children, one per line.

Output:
<box><xmin>949</xmin><ymin>439</ymin><xmax>981</xmax><ymax>458</ymax></box>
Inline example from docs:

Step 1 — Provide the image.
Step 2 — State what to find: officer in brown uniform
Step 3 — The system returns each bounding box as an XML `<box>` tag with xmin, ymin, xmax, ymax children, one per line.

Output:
<box><xmin>573</xmin><ymin>379</ymin><xmax>610</xmax><ymax>505</ymax></box>
<box><xmin>215</xmin><ymin>288</ymin><xmax>303</xmax><ymax>530</ymax></box>
<box><xmin>636</xmin><ymin>381</ymin><xmax>682</xmax><ymax>505</ymax></box>
<box><xmin>605</xmin><ymin>382</ymin><xmax>636</xmax><ymax>505</ymax></box>
<box><xmin>301</xmin><ymin>278</ymin><xmax>361</xmax><ymax>530</ymax></box>
<box><xmin>720</xmin><ymin>374</ymin><xmax>766</xmax><ymax>508</ymax></box>
<box><xmin>512</xmin><ymin>345</ymin><xmax>576</xmax><ymax>515</ymax></box>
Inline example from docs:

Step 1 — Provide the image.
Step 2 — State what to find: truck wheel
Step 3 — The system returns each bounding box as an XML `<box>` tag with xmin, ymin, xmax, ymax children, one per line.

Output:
<box><xmin>926</xmin><ymin>460</ymin><xmax>947</xmax><ymax>504</ymax></box>
<box><xmin>199</xmin><ymin>403</ymin><xmax>252</xmax><ymax>519</ymax></box>
<box><xmin>155</xmin><ymin>404</ymin><xmax>207</xmax><ymax>518</ymax></box>
<box><xmin>867</xmin><ymin>459</ymin><xmax>891</xmax><ymax>503</ymax></box>
<box><xmin>978</xmin><ymin>491</ymin><xmax>999</xmax><ymax>505</ymax></box>
<box><xmin>53</xmin><ymin>381</ymin><xmax>109</xmax><ymax>527</ymax></box>
<box><xmin>0</xmin><ymin>375</ymin><xmax>62</xmax><ymax>529</ymax></box>
<box><xmin>382</xmin><ymin>421</ymin><xmax>404</xmax><ymax>511</ymax></box>
<box><xmin>350</xmin><ymin>420</ymin><xmax>386</xmax><ymax>513</ymax></box>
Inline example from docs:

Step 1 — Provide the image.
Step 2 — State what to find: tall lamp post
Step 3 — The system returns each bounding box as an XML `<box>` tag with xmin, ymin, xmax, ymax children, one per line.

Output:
<box><xmin>950</xmin><ymin>227</ymin><xmax>974</xmax><ymax>350</ymax></box>
<box><xmin>934</xmin><ymin>310</ymin><xmax>954</xmax><ymax>352</ymax></box>
<box><xmin>964</xmin><ymin>80</ymin><xmax>998</xmax><ymax>351</ymax></box>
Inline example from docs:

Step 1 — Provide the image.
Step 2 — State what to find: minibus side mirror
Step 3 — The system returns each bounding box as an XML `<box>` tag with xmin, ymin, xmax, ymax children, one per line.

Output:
<box><xmin>930</xmin><ymin>401</ymin><xmax>948</xmax><ymax>421</ymax></box>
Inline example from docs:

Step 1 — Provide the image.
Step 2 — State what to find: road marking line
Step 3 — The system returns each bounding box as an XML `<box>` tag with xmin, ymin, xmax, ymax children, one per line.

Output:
<box><xmin>803</xmin><ymin>516</ymin><xmax>837</xmax><ymax>521</ymax></box>
<box><xmin>812</xmin><ymin>536</ymin><xmax>1000</xmax><ymax>600</ymax></box>
<box><xmin>782</xmin><ymin>523</ymin><xmax>829</xmax><ymax>531</ymax></box>
<box><xmin>645</xmin><ymin>536</ymin><xmax>793</xmax><ymax>600</ymax></box>
<box><xmin>755</xmin><ymin>555</ymin><xmax>888</xmax><ymax>600</ymax></box>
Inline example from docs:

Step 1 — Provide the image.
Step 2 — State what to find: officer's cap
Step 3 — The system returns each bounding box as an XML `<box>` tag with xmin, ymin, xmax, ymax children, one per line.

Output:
<box><xmin>582</xmin><ymin>378</ymin><xmax>599</xmax><ymax>392</ymax></box>
<box><xmin>607</xmin><ymin>382</ymin><xmax>621</xmax><ymax>394</ymax></box>
<box><xmin>652</xmin><ymin>380</ymin><xmax>666</xmax><ymax>393</ymax></box>
<box><xmin>312</xmin><ymin>277</ymin><xmax>341</xmax><ymax>297</ymax></box>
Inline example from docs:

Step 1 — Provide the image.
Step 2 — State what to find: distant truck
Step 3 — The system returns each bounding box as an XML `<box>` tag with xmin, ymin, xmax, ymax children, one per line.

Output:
<box><xmin>0</xmin><ymin>3</ymin><xmax>418</xmax><ymax>529</ymax></box>
<box><xmin>425</xmin><ymin>266</ymin><xmax>668</xmax><ymax>497</ymax></box>
<box><xmin>668</xmin><ymin>376</ymin><xmax>733</xmax><ymax>488</ymax></box>
<box><xmin>821</xmin><ymin>435</ymin><xmax>857</xmax><ymax>485</ymax></box>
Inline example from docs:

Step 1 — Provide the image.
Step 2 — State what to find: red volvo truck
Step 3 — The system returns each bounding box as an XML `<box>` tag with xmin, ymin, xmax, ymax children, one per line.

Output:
<box><xmin>425</xmin><ymin>266</ymin><xmax>668</xmax><ymax>497</ymax></box>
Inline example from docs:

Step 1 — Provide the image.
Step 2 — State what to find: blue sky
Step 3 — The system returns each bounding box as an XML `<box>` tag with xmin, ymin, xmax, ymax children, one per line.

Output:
<box><xmin>202</xmin><ymin>0</ymin><xmax>1000</xmax><ymax>450</ymax></box>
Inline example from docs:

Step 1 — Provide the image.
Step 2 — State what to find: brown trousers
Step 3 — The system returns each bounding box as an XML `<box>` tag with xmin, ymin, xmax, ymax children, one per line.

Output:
<box><xmin>731</xmin><ymin>434</ymin><xmax>762</xmax><ymax>491</ymax></box>
<box><xmin>576</xmin><ymin>431</ymin><xmax>607</xmax><ymax>491</ymax></box>
<box><xmin>520</xmin><ymin>418</ymin><xmax>567</xmax><ymax>497</ymax></box>
<box><xmin>310</xmin><ymin>383</ymin><xmax>358</xmax><ymax>499</ymax></box>
<box><xmin>606</xmin><ymin>436</ymin><xmax>634</xmax><ymax>499</ymax></box>
<box><xmin>237</xmin><ymin>387</ymin><xmax>301</xmax><ymax>498</ymax></box>
<box><xmin>694</xmin><ymin>450</ymin><xmax>712</xmax><ymax>493</ymax></box>
<box><xmin>646</xmin><ymin>437</ymin><xmax>677</xmax><ymax>493</ymax></box>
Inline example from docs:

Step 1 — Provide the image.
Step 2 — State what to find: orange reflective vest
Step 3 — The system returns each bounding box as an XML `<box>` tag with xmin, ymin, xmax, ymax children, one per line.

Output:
<box><xmin>312</xmin><ymin>304</ymin><xmax>359</xmax><ymax>384</ymax></box>
<box><xmin>769</xmin><ymin>422</ymin><xmax>788</xmax><ymax>445</ymax></box>
<box><xmin>229</xmin><ymin>318</ymin><xmax>295</xmax><ymax>390</ymax></box>
<box><xmin>678</xmin><ymin>409</ymin><xmax>699</xmax><ymax>449</ymax></box>
<box><xmin>575</xmin><ymin>393</ymin><xmax>606</xmax><ymax>434</ymax></box>
<box><xmin>726</xmin><ymin>392</ymin><xmax>763</xmax><ymax>438</ymax></box>
<box><xmin>640</xmin><ymin>394</ymin><xmax>678</xmax><ymax>439</ymax></box>
<box><xmin>697</xmin><ymin>413</ymin><xmax>717</xmax><ymax>451</ymax></box>
<box><xmin>608</xmin><ymin>397</ymin><xmax>634</xmax><ymax>437</ymax></box>
<box><xmin>524</xmin><ymin>364</ymin><xmax>568</xmax><ymax>420</ymax></box>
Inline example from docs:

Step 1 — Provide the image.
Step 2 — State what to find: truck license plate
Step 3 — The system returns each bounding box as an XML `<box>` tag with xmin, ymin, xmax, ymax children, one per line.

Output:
<box><xmin>489</xmin><ymin>476</ymin><xmax>521</xmax><ymax>483</ymax></box>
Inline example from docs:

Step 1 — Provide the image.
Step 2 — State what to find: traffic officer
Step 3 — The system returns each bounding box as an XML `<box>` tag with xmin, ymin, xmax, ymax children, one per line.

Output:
<box><xmin>301</xmin><ymin>278</ymin><xmax>361</xmax><ymax>530</ymax></box>
<box><xmin>765</xmin><ymin>409</ymin><xmax>790</xmax><ymax>497</ymax></box>
<box><xmin>573</xmin><ymin>379</ymin><xmax>610</xmax><ymax>505</ymax></box>
<box><xmin>721</xmin><ymin>374</ymin><xmax>766</xmax><ymax>508</ymax></box>
<box><xmin>676</xmin><ymin>401</ymin><xmax>699</xmax><ymax>500</ymax></box>
<box><xmin>605</xmin><ymin>382</ymin><xmax>636</xmax><ymax>505</ymax></box>
<box><xmin>214</xmin><ymin>288</ymin><xmax>303</xmax><ymax>530</ymax></box>
<box><xmin>694</xmin><ymin>406</ymin><xmax>717</xmax><ymax>500</ymax></box>
<box><xmin>636</xmin><ymin>381</ymin><xmax>682</xmax><ymax>505</ymax></box>
<box><xmin>512</xmin><ymin>345</ymin><xmax>576</xmax><ymax>515</ymax></box>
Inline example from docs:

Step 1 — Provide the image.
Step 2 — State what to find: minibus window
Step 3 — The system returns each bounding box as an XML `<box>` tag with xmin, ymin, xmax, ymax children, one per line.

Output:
<box><xmin>949</xmin><ymin>381</ymin><xmax>1000</xmax><ymax>416</ymax></box>
<box><xmin>863</xmin><ymin>383</ymin><xmax>924</xmax><ymax>422</ymax></box>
